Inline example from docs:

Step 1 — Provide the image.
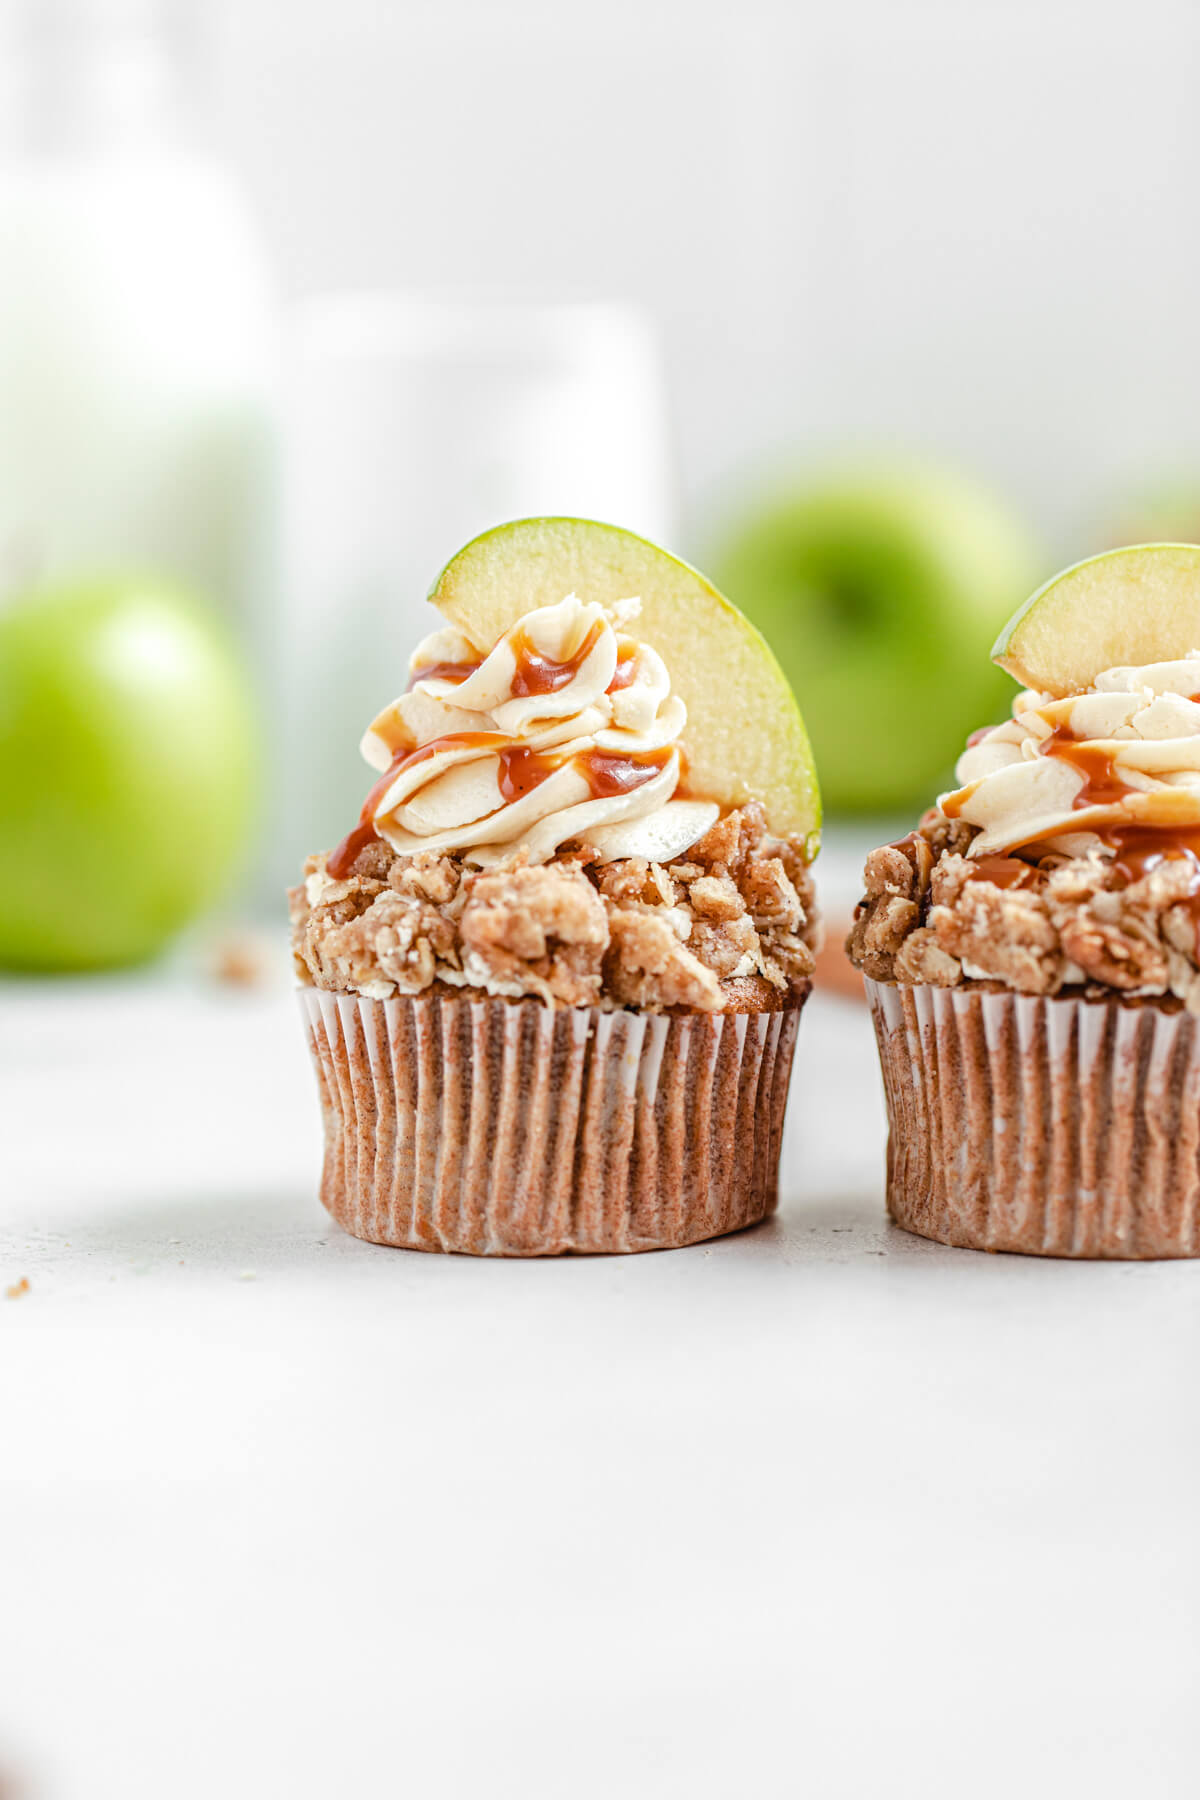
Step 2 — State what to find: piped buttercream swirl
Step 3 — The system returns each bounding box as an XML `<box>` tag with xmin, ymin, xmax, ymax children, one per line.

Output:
<box><xmin>345</xmin><ymin>594</ymin><xmax>718</xmax><ymax>869</ymax></box>
<box><xmin>941</xmin><ymin>654</ymin><xmax>1200</xmax><ymax>859</ymax></box>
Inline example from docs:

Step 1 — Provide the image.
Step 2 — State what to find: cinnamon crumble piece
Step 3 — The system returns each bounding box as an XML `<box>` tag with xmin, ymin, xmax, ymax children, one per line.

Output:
<box><xmin>295</xmin><ymin>888</ymin><xmax>458</xmax><ymax>998</ymax></box>
<box><xmin>927</xmin><ymin>871</ymin><xmax>1060</xmax><ymax>994</ymax></box>
<box><xmin>742</xmin><ymin>856</ymin><xmax>805</xmax><ymax>933</ymax></box>
<box><xmin>605</xmin><ymin>908</ymin><xmax>724</xmax><ymax>1010</ymax></box>
<box><xmin>460</xmin><ymin>862</ymin><xmax>608</xmax><ymax>1006</ymax></box>
<box><xmin>893</xmin><ymin>930</ymin><xmax>961</xmax><ymax>987</ymax></box>
<box><xmin>688</xmin><ymin>912</ymin><xmax>761</xmax><ymax>980</ymax></box>
<box><xmin>389</xmin><ymin>852</ymin><xmax>461</xmax><ymax>908</ymax></box>
<box><xmin>688</xmin><ymin>874</ymin><xmax>744</xmax><ymax>922</ymax></box>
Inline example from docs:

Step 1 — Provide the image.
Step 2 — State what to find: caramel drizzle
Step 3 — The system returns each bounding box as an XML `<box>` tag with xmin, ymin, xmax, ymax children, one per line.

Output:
<box><xmin>1104</xmin><ymin>825</ymin><xmax>1200</xmax><ymax>884</ymax></box>
<box><xmin>326</xmin><ymin>818</ymin><xmax>382</xmax><ymax>879</ymax></box>
<box><xmin>328</xmin><ymin>622</ymin><xmax>668</xmax><ymax>877</ymax></box>
<box><xmin>945</xmin><ymin>721</ymin><xmax>1144</xmax><ymax>824</ymax></box>
<box><xmin>965</xmin><ymin>854</ymin><xmax>1043</xmax><ymax>891</ymax></box>
<box><xmin>410</xmin><ymin>620</ymin><xmax>618</xmax><ymax>700</ymax></box>
<box><xmin>607</xmin><ymin>639</ymin><xmax>640</xmax><ymax>692</ymax></box>
<box><xmin>407</xmin><ymin>657</ymin><xmax>482</xmax><ymax>689</ymax></box>
<box><xmin>1040</xmin><ymin>726</ymin><xmax>1140</xmax><ymax>810</ymax></box>
<box><xmin>1105</xmin><ymin>826</ymin><xmax>1200</xmax><ymax>953</ymax></box>
<box><xmin>413</xmin><ymin>627</ymin><xmax>642</xmax><ymax>699</ymax></box>
<box><xmin>327</xmin><ymin>734</ymin><xmax>674</xmax><ymax>877</ymax></box>
<box><xmin>950</xmin><ymin>718</ymin><xmax>1140</xmax><ymax>821</ymax></box>
<box><xmin>327</xmin><ymin>733</ymin><xmax>504</xmax><ymax>877</ymax></box>
<box><xmin>581</xmin><ymin>746</ymin><xmax>672</xmax><ymax>796</ymax></box>
<box><xmin>952</xmin><ymin>718</ymin><xmax>1200</xmax><ymax>949</ymax></box>
<box><xmin>964</xmin><ymin>827</ymin><xmax>1200</xmax><ymax>954</ymax></box>
<box><xmin>510</xmin><ymin>620</ymin><xmax>605</xmax><ymax>698</ymax></box>
<box><xmin>498</xmin><ymin>743</ymin><xmax>671</xmax><ymax>802</ymax></box>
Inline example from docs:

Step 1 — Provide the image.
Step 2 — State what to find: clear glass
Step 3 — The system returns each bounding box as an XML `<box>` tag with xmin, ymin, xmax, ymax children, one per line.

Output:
<box><xmin>0</xmin><ymin>0</ymin><xmax>200</xmax><ymax>158</ymax></box>
<box><xmin>277</xmin><ymin>293</ymin><xmax>677</xmax><ymax>876</ymax></box>
<box><xmin>0</xmin><ymin>0</ymin><xmax>275</xmax><ymax>643</ymax></box>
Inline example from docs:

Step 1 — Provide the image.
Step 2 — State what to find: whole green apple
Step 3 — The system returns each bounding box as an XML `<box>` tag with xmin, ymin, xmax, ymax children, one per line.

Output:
<box><xmin>0</xmin><ymin>576</ymin><xmax>257</xmax><ymax>970</ymax></box>
<box><xmin>709</xmin><ymin>467</ymin><xmax>1040</xmax><ymax>813</ymax></box>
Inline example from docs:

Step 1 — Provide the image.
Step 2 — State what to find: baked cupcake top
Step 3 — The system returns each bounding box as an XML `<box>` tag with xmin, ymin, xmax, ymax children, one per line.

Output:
<box><xmin>848</xmin><ymin>545</ymin><xmax>1200</xmax><ymax>1008</ymax></box>
<box><xmin>291</xmin><ymin>519</ymin><xmax>820</xmax><ymax>1012</ymax></box>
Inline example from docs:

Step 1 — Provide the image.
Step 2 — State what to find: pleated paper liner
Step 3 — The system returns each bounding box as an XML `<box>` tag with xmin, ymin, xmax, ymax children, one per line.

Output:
<box><xmin>866</xmin><ymin>978</ymin><xmax>1200</xmax><ymax>1258</ymax></box>
<box><xmin>300</xmin><ymin>987</ymin><xmax>806</xmax><ymax>1255</ymax></box>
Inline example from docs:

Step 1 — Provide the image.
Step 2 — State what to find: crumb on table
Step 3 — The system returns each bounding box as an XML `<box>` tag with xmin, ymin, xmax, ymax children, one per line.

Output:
<box><xmin>206</xmin><ymin>928</ymin><xmax>273</xmax><ymax>989</ymax></box>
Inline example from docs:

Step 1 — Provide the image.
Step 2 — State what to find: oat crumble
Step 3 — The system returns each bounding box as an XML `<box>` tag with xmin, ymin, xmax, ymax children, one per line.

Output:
<box><xmin>847</xmin><ymin>808</ymin><xmax>1200</xmax><ymax>1011</ymax></box>
<box><xmin>290</xmin><ymin>802</ymin><xmax>818</xmax><ymax>1013</ymax></box>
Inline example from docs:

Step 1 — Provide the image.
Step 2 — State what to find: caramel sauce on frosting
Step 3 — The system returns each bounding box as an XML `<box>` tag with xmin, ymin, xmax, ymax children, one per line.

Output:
<box><xmin>509</xmin><ymin>620</ymin><xmax>605</xmax><ymax>698</ymax></box>
<box><xmin>407</xmin><ymin>657</ymin><xmax>481</xmax><ymax>688</ymax></box>
<box><xmin>331</xmin><ymin>594</ymin><xmax>718</xmax><ymax>872</ymax></box>
<box><xmin>578</xmin><ymin>746</ymin><xmax>673</xmax><ymax>796</ymax></box>
<box><xmin>1040</xmin><ymin>728</ymin><xmax>1141</xmax><ymax>810</ymax></box>
<box><xmin>330</xmin><ymin>733</ymin><xmax>505</xmax><ymax>877</ymax></box>
<box><xmin>495</xmin><ymin>742</ymin><xmax>671</xmax><ymax>805</ymax></box>
<box><xmin>940</xmin><ymin>654</ymin><xmax>1200</xmax><ymax>864</ymax></box>
<box><xmin>944</xmin><ymin>664</ymin><xmax>1200</xmax><ymax>955</ymax></box>
<box><xmin>607</xmin><ymin>639</ymin><xmax>640</xmax><ymax>692</ymax></box>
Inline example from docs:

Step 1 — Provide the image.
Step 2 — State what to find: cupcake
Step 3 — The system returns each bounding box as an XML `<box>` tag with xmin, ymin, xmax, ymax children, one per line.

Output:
<box><xmin>290</xmin><ymin>517</ymin><xmax>821</xmax><ymax>1255</ymax></box>
<box><xmin>848</xmin><ymin>542</ymin><xmax>1200</xmax><ymax>1259</ymax></box>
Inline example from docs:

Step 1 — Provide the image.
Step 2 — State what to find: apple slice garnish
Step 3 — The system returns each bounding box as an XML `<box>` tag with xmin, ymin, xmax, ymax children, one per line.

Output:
<box><xmin>427</xmin><ymin>517</ymin><xmax>821</xmax><ymax>849</ymax></box>
<box><xmin>993</xmin><ymin>543</ymin><xmax>1200</xmax><ymax>697</ymax></box>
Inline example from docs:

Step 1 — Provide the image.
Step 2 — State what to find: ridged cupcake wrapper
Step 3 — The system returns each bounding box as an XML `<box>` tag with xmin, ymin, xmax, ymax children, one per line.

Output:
<box><xmin>865</xmin><ymin>978</ymin><xmax>1200</xmax><ymax>1259</ymax></box>
<box><xmin>299</xmin><ymin>989</ymin><xmax>805</xmax><ymax>1255</ymax></box>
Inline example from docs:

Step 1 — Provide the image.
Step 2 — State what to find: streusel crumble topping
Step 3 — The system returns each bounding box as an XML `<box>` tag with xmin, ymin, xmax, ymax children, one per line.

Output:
<box><xmin>848</xmin><ymin>654</ymin><xmax>1200</xmax><ymax>1010</ymax></box>
<box><xmin>847</xmin><ymin>808</ymin><xmax>1200</xmax><ymax>1010</ymax></box>
<box><xmin>291</xmin><ymin>803</ymin><xmax>817</xmax><ymax>1013</ymax></box>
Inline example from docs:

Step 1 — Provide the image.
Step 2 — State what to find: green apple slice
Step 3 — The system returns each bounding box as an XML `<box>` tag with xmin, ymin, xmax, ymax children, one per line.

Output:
<box><xmin>993</xmin><ymin>543</ymin><xmax>1200</xmax><ymax>697</ymax></box>
<box><xmin>427</xmin><ymin>517</ymin><xmax>821</xmax><ymax>850</ymax></box>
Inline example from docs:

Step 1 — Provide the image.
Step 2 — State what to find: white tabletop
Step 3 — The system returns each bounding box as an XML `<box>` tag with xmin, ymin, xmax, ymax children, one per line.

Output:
<box><xmin>3</xmin><ymin>923</ymin><xmax>1198</xmax><ymax>1800</ymax></box>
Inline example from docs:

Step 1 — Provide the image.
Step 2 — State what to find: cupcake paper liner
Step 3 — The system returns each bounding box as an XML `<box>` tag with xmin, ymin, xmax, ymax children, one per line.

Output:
<box><xmin>866</xmin><ymin>978</ymin><xmax>1200</xmax><ymax>1259</ymax></box>
<box><xmin>299</xmin><ymin>989</ymin><xmax>805</xmax><ymax>1255</ymax></box>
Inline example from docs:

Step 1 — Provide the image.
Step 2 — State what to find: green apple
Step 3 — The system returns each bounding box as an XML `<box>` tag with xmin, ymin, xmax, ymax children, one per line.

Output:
<box><xmin>428</xmin><ymin>516</ymin><xmax>820</xmax><ymax>847</ymax></box>
<box><xmin>1106</xmin><ymin>478</ymin><xmax>1200</xmax><ymax>549</ymax></box>
<box><xmin>0</xmin><ymin>576</ymin><xmax>257</xmax><ymax>970</ymax></box>
<box><xmin>993</xmin><ymin>543</ymin><xmax>1200</xmax><ymax>697</ymax></box>
<box><xmin>708</xmin><ymin>467</ymin><xmax>1040</xmax><ymax>813</ymax></box>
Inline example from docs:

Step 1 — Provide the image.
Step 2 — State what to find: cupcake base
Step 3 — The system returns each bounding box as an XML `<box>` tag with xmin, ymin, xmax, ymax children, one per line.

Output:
<box><xmin>300</xmin><ymin>988</ymin><xmax>805</xmax><ymax>1255</ymax></box>
<box><xmin>866</xmin><ymin>978</ymin><xmax>1200</xmax><ymax>1259</ymax></box>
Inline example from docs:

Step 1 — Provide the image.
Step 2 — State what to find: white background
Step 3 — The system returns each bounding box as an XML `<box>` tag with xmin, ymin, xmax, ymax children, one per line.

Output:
<box><xmin>5</xmin><ymin>8</ymin><xmax>1200</xmax><ymax>1795</ymax></box>
<box><xmin>4</xmin><ymin>949</ymin><xmax>1199</xmax><ymax>1800</ymax></box>
<box><xmin>211</xmin><ymin>0</ymin><xmax>1200</xmax><ymax>557</ymax></box>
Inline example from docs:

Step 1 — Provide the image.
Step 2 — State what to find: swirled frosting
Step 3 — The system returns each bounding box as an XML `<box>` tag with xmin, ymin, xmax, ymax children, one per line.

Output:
<box><xmin>940</xmin><ymin>654</ymin><xmax>1200</xmax><ymax>859</ymax></box>
<box><xmin>344</xmin><ymin>595</ymin><xmax>719</xmax><ymax>870</ymax></box>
